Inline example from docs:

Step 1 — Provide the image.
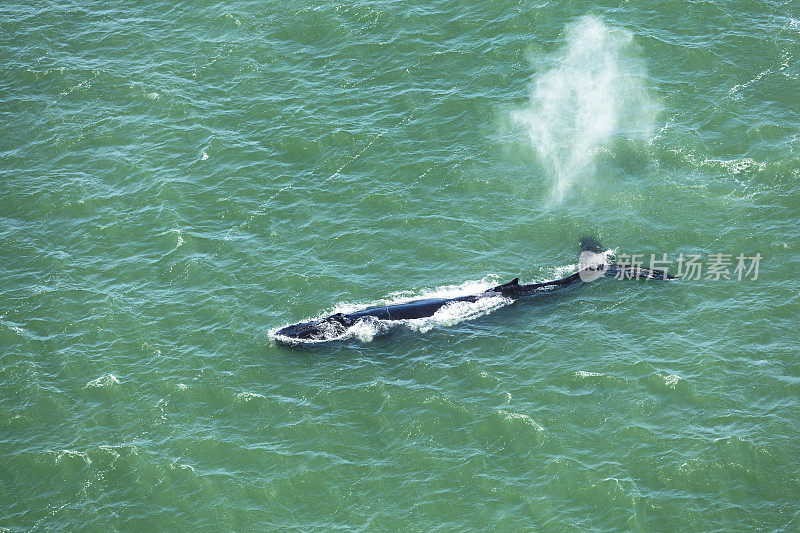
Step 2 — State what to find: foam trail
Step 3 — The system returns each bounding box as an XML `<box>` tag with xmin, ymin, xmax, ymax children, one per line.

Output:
<box><xmin>513</xmin><ymin>16</ymin><xmax>657</xmax><ymax>200</ymax></box>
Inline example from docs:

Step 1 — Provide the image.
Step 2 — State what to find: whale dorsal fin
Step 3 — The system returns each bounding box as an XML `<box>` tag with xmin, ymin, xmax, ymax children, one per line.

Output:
<box><xmin>492</xmin><ymin>278</ymin><xmax>519</xmax><ymax>292</ymax></box>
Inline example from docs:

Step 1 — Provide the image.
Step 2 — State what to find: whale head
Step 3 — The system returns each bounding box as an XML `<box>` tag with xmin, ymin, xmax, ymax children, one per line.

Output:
<box><xmin>275</xmin><ymin>313</ymin><xmax>354</xmax><ymax>341</ymax></box>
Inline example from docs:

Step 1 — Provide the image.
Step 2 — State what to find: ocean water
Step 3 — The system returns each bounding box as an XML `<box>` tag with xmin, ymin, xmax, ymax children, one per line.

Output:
<box><xmin>2</xmin><ymin>0</ymin><xmax>799</xmax><ymax>530</ymax></box>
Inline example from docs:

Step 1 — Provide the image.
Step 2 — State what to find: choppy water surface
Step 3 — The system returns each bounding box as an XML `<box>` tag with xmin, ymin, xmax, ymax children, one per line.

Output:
<box><xmin>2</xmin><ymin>0</ymin><xmax>799</xmax><ymax>530</ymax></box>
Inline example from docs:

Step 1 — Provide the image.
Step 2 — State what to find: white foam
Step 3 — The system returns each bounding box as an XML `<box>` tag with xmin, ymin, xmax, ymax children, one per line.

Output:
<box><xmin>346</xmin><ymin>317</ymin><xmax>392</xmax><ymax>342</ymax></box>
<box><xmin>171</xmin><ymin>462</ymin><xmax>195</xmax><ymax>472</ymax></box>
<box><xmin>85</xmin><ymin>373</ymin><xmax>119</xmax><ymax>389</ymax></box>
<box><xmin>54</xmin><ymin>449</ymin><xmax>92</xmax><ymax>464</ymax></box>
<box><xmin>498</xmin><ymin>409</ymin><xmax>545</xmax><ymax>431</ymax></box>
<box><xmin>700</xmin><ymin>157</ymin><xmax>766</xmax><ymax>176</ymax></box>
<box><xmin>404</xmin><ymin>294</ymin><xmax>511</xmax><ymax>334</ymax></box>
<box><xmin>664</xmin><ymin>373</ymin><xmax>683</xmax><ymax>389</ymax></box>
<box><xmin>236</xmin><ymin>392</ymin><xmax>266</xmax><ymax>402</ymax></box>
<box><xmin>336</xmin><ymin>275</ymin><xmax>503</xmax><ymax>313</ymax></box>
<box><xmin>554</xmin><ymin>248</ymin><xmax>615</xmax><ymax>280</ymax></box>
<box><xmin>575</xmin><ymin>370</ymin><xmax>605</xmax><ymax>378</ymax></box>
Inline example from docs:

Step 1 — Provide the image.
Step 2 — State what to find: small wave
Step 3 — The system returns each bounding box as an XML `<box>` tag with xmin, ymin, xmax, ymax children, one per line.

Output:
<box><xmin>170</xmin><ymin>462</ymin><xmax>196</xmax><ymax>472</ymax></box>
<box><xmin>236</xmin><ymin>392</ymin><xmax>266</xmax><ymax>402</ymax></box>
<box><xmin>498</xmin><ymin>409</ymin><xmax>545</xmax><ymax>431</ymax></box>
<box><xmin>84</xmin><ymin>373</ymin><xmax>119</xmax><ymax>389</ymax></box>
<box><xmin>574</xmin><ymin>370</ymin><xmax>605</xmax><ymax>378</ymax></box>
<box><xmin>53</xmin><ymin>449</ymin><xmax>92</xmax><ymax>465</ymax></box>
<box><xmin>700</xmin><ymin>157</ymin><xmax>766</xmax><ymax>176</ymax></box>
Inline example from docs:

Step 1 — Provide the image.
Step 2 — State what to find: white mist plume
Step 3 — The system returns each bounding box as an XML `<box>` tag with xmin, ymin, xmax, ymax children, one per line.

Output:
<box><xmin>514</xmin><ymin>16</ymin><xmax>657</xmax><ymax>200</ymax></box>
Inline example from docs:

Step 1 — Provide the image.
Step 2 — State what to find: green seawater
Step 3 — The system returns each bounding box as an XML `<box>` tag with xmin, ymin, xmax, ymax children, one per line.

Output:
<box><xmin>2</xmin><ymin>0</ymin><xmax>800</xmax><ymax>530</ymax></box>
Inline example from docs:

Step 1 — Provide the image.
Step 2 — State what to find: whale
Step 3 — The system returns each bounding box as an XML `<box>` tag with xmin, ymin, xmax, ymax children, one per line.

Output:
<box><xmin>274</xmin><ymin>239</ymin><xmax>673</xmax><ymax>342</ymax></box>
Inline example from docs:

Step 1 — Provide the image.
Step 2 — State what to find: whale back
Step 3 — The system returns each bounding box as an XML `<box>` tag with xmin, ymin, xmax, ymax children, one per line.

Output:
<box><xmin>491</xmin><ymin>278</ymin><xmax>520</xmax><ymax>293</ymax></box>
